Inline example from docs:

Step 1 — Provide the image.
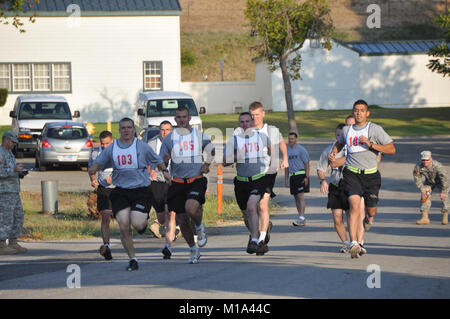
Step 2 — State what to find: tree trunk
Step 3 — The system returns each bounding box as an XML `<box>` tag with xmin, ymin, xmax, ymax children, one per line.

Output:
<box><xmin>279</xmin><ymin>56</ymin><xmax>298</xmax><ymax>136</ymax></box>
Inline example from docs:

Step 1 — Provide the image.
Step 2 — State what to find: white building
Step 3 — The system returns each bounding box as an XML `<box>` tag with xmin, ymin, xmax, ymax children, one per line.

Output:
<box><xmin>255</xmin><ymin>39</ymin><xmax>450</xmax><ymax>112</ymax></box>
<box><xmin>0</xmin><ymin>0</ymin><xmax>182</xmax><ymax>125</ymax></box>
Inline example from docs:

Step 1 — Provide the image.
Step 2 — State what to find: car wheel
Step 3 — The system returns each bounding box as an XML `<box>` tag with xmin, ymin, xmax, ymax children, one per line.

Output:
<box><xmin>38</xmin><ymin>158</ymin><xmax>47</xmax><ymax>171</ymax></box>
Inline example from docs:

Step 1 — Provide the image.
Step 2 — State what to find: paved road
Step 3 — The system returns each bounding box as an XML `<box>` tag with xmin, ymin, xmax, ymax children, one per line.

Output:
<box><xmin>1</xmin><ymin>137</ymin><xmax>449</xmax><ymax>300</ymax></box>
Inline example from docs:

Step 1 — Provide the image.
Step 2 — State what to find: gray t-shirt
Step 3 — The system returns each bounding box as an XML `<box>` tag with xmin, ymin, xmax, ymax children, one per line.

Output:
<box><xmin>234</xmin><ymin>123</ymin><xmax>283</xmax><ymax>174</ymax></box>
<box><xmin>317</xmin><ymin>141</ymin><xmax>345</xmax><ymax>186</ymax></box>
<box><xmin>94</xmin><ymin>138</ymin><xmax>163</xmax><ymax>189</ymax></box>
<box><xmin>287</xmin><ymin>144</ymin><xmax>309</xmax><ymax>174</ymax></box>
<box><xmin>147</xmin><ymin>135</ymin><xmax>167</xmax><ymax>183</ymax></box>
<box><xmin>159</xmin><ymin>128</ymin><xmax>214</xmax><ymax>179</ymax></box>
<box><xmin>89</xmin><ymin>148</ymin><xmax>115</xmax><ymax>189</ymax></box>
<box><xmin>337</xmin><ymin>122</ymin><xmax>392</xmax><ymax>170</ymax></box>
<box><xmin>224</xmin><ymin>130</ymin><xmax>271</xmax><ymax>177</ymax></box>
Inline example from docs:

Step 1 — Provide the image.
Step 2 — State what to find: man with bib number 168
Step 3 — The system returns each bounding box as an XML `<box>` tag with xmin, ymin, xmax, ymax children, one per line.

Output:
<box><xmin>329</xmin><ymin>100</ymin><xmax>395</xmax><ymax>259</ymax></box>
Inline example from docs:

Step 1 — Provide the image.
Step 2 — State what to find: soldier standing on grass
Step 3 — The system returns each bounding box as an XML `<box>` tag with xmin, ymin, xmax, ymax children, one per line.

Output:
<box><xmin>0</xmin><ymin>131</ymin><xmax>29</xmax><ymax>255</ymax></box>
<box><xmin>413</xmin><ymin>150</ymin><xmax>449</xmax><ymax>225</ymax></box>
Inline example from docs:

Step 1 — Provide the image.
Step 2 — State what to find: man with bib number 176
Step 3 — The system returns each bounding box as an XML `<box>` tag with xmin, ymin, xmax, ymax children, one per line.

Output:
<box><xmin>329</xmin><ymin>100</ymin><xmax>395</xmax><ymax>259</ymax></box>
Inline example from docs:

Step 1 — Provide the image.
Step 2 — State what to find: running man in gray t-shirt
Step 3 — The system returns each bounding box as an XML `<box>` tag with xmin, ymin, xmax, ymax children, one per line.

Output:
<box><xmin>285</xmin><ymin>132</ymin><xmax>310</xmax><ymax>227</ymax></box>
<box><xmin>159</xmin><ymin>106</ymin><xmax>215</xmax><ymax>264</ymax></box>
<box><xmin>224</xmin><ymin>112</ymin><xmax>271</xmax><ymax>255</ymax></box>
<box><xmin>89</xmin><ymin>118</ymin><xmax>171</xmax><ymax>271</ymax></box>
<box><xmin>329</xmin><ymin>100</ymin><xmax>395</xmax><ymax>259</ymax></box>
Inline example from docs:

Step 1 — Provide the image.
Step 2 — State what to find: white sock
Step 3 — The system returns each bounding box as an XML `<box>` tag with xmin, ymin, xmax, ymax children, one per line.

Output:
<box><xmin>299</xmin><ymin>216</ymin><xmax>305</xmax><ymax>221</ymax></box>
<box><xmin>130</xmin><ymin>257</ymin><xmax>138</xmax><ymax>262</ymax></box>
<box><xmin>258</xmin><ymin>232</ymin><xmax>266</xmax><ymax>243</ymax></box>
<box><xmin>251</xmin><ymin>238</ymin><xmax>259</xmax><ymax>243</ymax></box>
<box><xmin>104</xmin><ymin>243</ymin><xmax>110</xmax><ymax>248</ymax></box>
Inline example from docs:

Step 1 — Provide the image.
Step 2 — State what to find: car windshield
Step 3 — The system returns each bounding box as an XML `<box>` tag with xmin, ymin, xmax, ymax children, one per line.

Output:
<box><xmin>146</xmin><ymin>99</ymin><xmax>198</xmax><ymax>117</ymax></box>
<box><xmin>47</xmin><ymin>126</ymin><xmax>87</xmax><ymax>140</ymax></box>
<box><xmin>19</xmin><ymin>102</ymin><xmax>71</xmax><ymax>120</ymax></box>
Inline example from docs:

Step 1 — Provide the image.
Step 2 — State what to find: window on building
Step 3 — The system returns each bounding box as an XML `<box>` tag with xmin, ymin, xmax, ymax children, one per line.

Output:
<box><xmin>143</xmin><ymin>61</ymin><xmax>162</xmax><ymax>91</ymax></box>
<box><xmin>0</xmin><ymin>64</ymin><xmax>10</xmax><ymax>90</ymax></box>
<box><xmin>53</xmin><ymin>63</ymin><xmax>71</xmax><ymax>91</ymax></box>
<box><xmin>0</xmin><ymin>62</ymin><xmax>71</xmax><ymax>93</ymax></box>
<box><xmin>13</xmin><ymin>64</ymin><xmax>31</xmax><ymax>91</ymax></box>
<box><xmin>33</xmin><ymin>64</ymin><xmax>51</xmax><ymax>91</ymax></box>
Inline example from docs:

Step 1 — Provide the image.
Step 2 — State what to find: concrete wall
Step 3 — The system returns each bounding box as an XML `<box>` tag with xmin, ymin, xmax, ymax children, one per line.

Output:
<box><xmin>360</xmin><ymin>54</ymin><xmax>450</xmax><ymax>108</ymax></box>
<box><xmin>180</xmin><ymin>81</ymin><xmax>258</xmax><ymax>114</ymax></box>
<box><xmin>269</xmin><ymin>40</ymin><xmax>361</xmax><ymax>112</ymax></box>
<box><xmin>0</xmin><ymin>16</ymin><xmax>181</xmax><ymax>125</ymax></box>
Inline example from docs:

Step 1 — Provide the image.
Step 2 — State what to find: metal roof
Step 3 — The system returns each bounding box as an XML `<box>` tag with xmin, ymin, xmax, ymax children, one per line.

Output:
<box><xmin>9</xmin><ymin>0</ymin><xmax>182</xmax><ymax>16</ymax></box>
<box><xmin>342</xmin><ymin>40</ymin><xmax>446</xmax><ymax>56</ymax></box>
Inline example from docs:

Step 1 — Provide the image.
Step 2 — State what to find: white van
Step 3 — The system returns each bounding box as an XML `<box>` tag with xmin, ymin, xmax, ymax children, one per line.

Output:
<box><xmin>135</xmin><ymin>91</ymin><xmax>205</xmax><ymax>136</ymax></box>
<box><xmin>9</xmin><ymin>95</ymin><xmax>80</xmax><ymax>157</ymax></box>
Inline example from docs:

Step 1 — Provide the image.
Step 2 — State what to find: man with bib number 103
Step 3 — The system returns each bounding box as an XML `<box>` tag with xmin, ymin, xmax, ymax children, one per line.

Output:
<box><xmin>89</xmin><ymin>117</ymin><xmax>171</xmax><ymax>271</ymax></box>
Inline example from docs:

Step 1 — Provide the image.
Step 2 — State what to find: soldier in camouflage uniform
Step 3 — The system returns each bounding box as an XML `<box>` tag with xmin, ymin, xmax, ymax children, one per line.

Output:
<box><xmin>0</xmin><ymin>131</ymin><xmax>28</xmax><ymax>255</ymax></box>
<box><xmin>413</xmin><ymin>151</ymin><xmax>449</xmax><ymax>225</ymax></box>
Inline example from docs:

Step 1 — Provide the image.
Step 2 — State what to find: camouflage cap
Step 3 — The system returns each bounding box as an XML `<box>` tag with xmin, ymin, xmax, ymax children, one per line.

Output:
<box><xmin>3</xmin><ymin>131</ymin><xmax>18</xmax><ymax>144</ymax></box>
<box><xmin>420</xmin><ymin>150</ymin><xmax>432</xmax><ymax>161</ymax></box>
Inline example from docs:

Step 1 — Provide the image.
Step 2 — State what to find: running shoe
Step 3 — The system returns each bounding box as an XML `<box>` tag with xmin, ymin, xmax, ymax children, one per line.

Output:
<box><xmin>339</xmin><ymin>243</ymin><xmax>350</xmax><ymax>253</ymax></box>
<box><xmin>162</xmin><ymin>246</ymin><xmax>172</xmax><ymax>259</ymax></box>
<box><xmin>256</xmin><ymin>241</ymin><xmax>269</xmax><ymax>256</ymax></box>
<box><xmin>358</xmin><ymin>243</ymin><xmax>367</xmax><ymax>256</ymax></box>
<box><xmin>292</xmin><ymin>217</ymin><xmax>306</xmax><ymax>226</ymax></box>
<box><xmin>99</xmin><ymin>244</ymin><xmax>112</xmax><ymax>260</ymax></box>
<box><xmin>364</xmin><ymin>216</ymin><xmax>374</xmax><ymax>231</ymax></box>
<box><xmin>264</xmin><ymin>221</ymin><xmax>273</xmax><ymax>244</ymax></box>
<box><xmin>246</xmin><ymin>240</ymin><xmax>259</xmax><ymax>254</ymax></box>
<box><xmin>196</xmin><ymin>223</ymin><xmax>207</xmax><ymax>247</ymax></box>
<box><xmin>188</xmin><ymin>248</ymin><xmax>201</xmax><ymax>264</ymax></box>
<box><xmin>126</xmin><ymin>259</ymin><xmax>139</xmax><ymax>271</ymax></box>
<box><xmin>149</xmin><ymin>222</ymin><xmax>162</xmax><ymax>238</ymax></box>
<box><xmin>350</xmin><ymin>242</ymin><xmax>361</xmax><ymax>259</ymax></box>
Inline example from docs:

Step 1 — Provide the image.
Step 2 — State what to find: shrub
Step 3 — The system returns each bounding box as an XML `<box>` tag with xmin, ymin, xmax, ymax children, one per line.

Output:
<box><xmin>0</xmin><ymin>88</ymin><xmax>7</xmax><ymax>107</ymax></box>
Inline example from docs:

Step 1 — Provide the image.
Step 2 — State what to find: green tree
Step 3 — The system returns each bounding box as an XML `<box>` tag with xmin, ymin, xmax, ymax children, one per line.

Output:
<box><xmin>0</xmin><ymin>0</ymin><xmax>39</xmax><ymax>33</ymax></box>
<box><xmin>245</xmin><ymin>0</ymin><xmax>334</xmax><ymax>134</ymax></box>
<box><xmin>427</xmin><ymin>9</ymin><xmax>450</xmax><ymax>77</ymax></box>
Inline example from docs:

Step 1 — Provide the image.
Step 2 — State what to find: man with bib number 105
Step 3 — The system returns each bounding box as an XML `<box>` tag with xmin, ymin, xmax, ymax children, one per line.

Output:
<box><xmin>329</xmin><ymin>100</ymin><xmax>395</xmax><ymax>259</ymax></box>
<box><xmin>89</xmin><ymin>117</ymin><xmax>171</xmax><ymax>271</ymax></box>
<box><xmin>159</xmin><ymin>106</ymin><xmax>215</xmax><ymax>264</ymax></box>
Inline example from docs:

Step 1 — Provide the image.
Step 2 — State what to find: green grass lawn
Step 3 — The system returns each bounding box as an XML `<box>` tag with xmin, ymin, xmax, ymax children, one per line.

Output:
<box><xmin>2</xmin><ymin>107</ymin><xmax>449</xmax><ymax>142</ymax></box>
<box><xmin>201</xmin><ymin>107</ymin><xmax>450</xmax><ymax>139</ymax></box>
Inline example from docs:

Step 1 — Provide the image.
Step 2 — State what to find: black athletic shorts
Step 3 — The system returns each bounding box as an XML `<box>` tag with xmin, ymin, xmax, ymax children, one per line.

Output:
<box><xmin>167</xmin><ymin>177</ymin><xmax>207</xmax><ymax>214</ymax></box>
<box><xmin>266</xmin><ymin>173</ymin><xmax>277</xmax><ymax>198</ymax></box>
<box><xmin>150</xmin><ymin>181</ymin><xmax>169</xmax><ymax>213</ymax></box>
<box><xmin>97</xmin><ymin>185</ymin><xmax>113</xmax><ymax>212</ymax></box>
<box><xmin>289</xmin><ymin>174</ymin><xmax>310</xmax><ymax>195</ymax></box>
<box><xmin>327</xmin><ymin>182</ymin><xmax>349</xmax><ymax>211</ymax></box>
<box><xmin>110</xmin><ymin>186</ymin><xmax>154</xmax><ymax>217</ymax></box>
<box><xmin>233</xmin><ymin>175</ymin><xmax>270</xmax><ymax>211</ymax></box>
<box><xmin>342</xmin><ymin>168</ymin><xmax>381</xmax><ymax>207</ymax></box>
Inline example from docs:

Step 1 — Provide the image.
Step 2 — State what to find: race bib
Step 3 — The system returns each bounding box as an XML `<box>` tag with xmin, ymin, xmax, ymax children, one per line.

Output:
<box><xmin>112</xmin><ymin>138</ymin><xmax>138</xmax><ymax>169</ymax></box>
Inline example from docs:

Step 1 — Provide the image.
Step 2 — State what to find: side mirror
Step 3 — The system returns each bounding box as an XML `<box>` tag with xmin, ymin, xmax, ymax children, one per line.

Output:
<box><xmin>199</xmin><ymin>107</ymin><xmax>206</xmax><ymax>114</ymax></box>
<box><xmin>9</xmin><ymin>111</ymin><xmax>16</xmax><ymax>118</ymax></box>
<box><xmin>73</xmin><ymin>110</ymin><xmax>80</xmax><ymax>118</ymax></box>
<box><xmin>137</xmin><ymin>108</ymin><xmax>145</xmax><ymax>116</ymax></box>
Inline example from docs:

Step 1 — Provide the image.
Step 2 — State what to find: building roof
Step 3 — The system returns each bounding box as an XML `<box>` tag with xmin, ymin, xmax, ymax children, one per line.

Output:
<box><xmin>7</xmin><ymin>0</ymin><xmax>182</xmax><ymax>16</ymax></box>
<box><xmin>340</xmin><ymin>40</ymin><xmax>446</xmax><ymax>56</ymax></box>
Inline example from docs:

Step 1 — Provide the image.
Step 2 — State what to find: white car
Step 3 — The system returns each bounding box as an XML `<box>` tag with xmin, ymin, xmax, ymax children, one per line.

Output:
<box><xmin>134</xmin><ymin>91</ymin><xmax>205</xmax><ymax>135</ymax></box>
